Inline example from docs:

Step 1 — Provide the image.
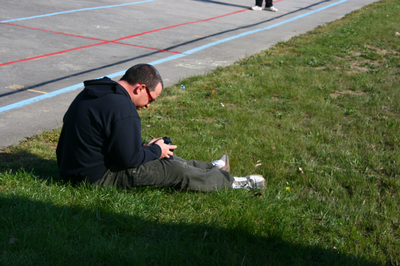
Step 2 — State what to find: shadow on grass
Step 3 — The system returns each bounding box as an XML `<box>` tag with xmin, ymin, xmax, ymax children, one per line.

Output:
<box><xmin>1</xmin><ymin>195</ymin><xmax>380</xmax><ymax>266</ymax></box>
<box><xmin>0</xmin><ymin>150</ymin><xmax>60</xmax><ymax>182</ymax></box>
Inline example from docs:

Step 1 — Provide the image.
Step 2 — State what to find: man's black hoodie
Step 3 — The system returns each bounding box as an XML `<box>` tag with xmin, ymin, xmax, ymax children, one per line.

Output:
<box><xmin>56</xmin><ymin>77</ymin><xmax>161</xmax><ymax>183</ymax></box>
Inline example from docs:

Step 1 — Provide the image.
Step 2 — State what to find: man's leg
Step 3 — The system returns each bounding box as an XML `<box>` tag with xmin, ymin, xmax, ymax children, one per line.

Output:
<box><xmin>95</xmin><ymin>156</ymin><xmax>234</xmax><ymax>191</ymax></box>
<box><xmin>265</xmin><ymin>0</ymin><xmax>272</xmax><ymax>7</ymax></box>
<box><xmin>94</xmin><ymin>164</ymin><xmax>137</xmax><ymax>190</ymax></box>
<box><xmin>173</xmin><ymin>155</ymin><xmax>213</xmax><ymax>169</ymax></box>
<box><xmin>135</xmin><ymin>156</ymin><xmax>233</xmax><ymax>191</ymax></box>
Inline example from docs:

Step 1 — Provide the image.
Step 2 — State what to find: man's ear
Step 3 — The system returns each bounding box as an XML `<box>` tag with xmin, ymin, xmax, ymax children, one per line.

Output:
<box><xmin>132</xmin><ymin>84</ymin><xmax>142</xmax><ymax>95</ymax></box>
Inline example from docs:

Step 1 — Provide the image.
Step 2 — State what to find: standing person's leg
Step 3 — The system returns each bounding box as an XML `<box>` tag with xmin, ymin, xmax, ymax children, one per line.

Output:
<box><xmin>265</xmin><ymin>0</ymin><xmax>272</xmax><ymax>7</ymax></box>
<box><xmin>255</xmin><ymin>0</ymin><xmax>263</xmax><ymax>6</ymax></box>
<box><xmin>252</xmin><ymin>0</ymin><xmax>264</xmax><ymax>10</ymax></box>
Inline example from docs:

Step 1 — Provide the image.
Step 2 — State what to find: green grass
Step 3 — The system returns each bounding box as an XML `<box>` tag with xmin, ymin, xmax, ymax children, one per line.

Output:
<box><xmin>1</xmin><ymin>0</ymin><xmax>400</xmax><ymax>265</ymax></box>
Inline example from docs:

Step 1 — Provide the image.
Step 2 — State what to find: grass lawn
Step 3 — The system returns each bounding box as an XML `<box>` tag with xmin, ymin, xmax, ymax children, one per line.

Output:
<box><xmin>1</xmin><ymin>0</ymin><xmax>399</xmax><ymax>265</ymax></box>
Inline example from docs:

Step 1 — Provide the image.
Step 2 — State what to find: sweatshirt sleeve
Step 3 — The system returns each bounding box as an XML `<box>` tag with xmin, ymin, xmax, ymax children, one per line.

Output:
<box><xmin>106</xmin><ymin>116</ymin><xmax>161</xmax><ymax>168</ymax></box>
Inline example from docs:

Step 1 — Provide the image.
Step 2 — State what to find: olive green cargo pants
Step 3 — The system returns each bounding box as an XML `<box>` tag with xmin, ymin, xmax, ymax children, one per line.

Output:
<box><xmin>95</xmin><ymin>156</ymin><xmax>233</xmax><ymax>192</ymax></box>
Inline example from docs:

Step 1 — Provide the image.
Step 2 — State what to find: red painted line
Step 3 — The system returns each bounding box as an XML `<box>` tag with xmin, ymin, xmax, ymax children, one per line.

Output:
<box><xmin>0</xmin><ymin>22</ymin><xmax>106</xmax><ymax>41</ymax></box>
<box><xmin>0</xmin><ymin>2</ymin><xmax>282</xmax><ymax>66</ymax></box>
<box><xmin>1</xmin><ymin>42</ymin><xmax>109</xmax><ymax>66</ymax></box>
<box><xmin>0</xmin><ymin>39</ymin><xmax>181</xmax><ymax>67</ymax></box>
<box><xmin>0</xmin><ymin>41</ymin><xmax>182</xmax><ymax>66</ymax></box>
<box><xmin>113</xmin><ymin>8</ymin><xmax>249</xmax><ymax>42</ymax></box>
<box><xmin>0</xmin><ymin>22</ymin><xmax>182</xmax><ymax>57</ymax></box>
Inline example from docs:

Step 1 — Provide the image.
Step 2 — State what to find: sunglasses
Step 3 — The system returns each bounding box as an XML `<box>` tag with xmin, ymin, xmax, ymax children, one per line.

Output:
<box><xmin>140</xmin><ymin>84</ymin><xmax>155</xmax><ymax>103</ymax></box>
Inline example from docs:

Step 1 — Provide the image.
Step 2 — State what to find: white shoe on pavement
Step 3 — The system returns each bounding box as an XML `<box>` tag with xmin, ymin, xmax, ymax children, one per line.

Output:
<box><xmin>265</xmin><ymin>6</ymin><xmax>278</xmax><ymax>12</ymax></box>
<box><xmin>251</xmin><ymin>5</ymin><xmax>263</xmax><ymax>11</ymax></box>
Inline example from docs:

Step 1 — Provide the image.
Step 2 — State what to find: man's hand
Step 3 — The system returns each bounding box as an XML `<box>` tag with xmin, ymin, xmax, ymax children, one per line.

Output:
<box><xmin>152</xmin><ymin>138</ymin><xmax>178</xmax><ymax>159</ymax></box>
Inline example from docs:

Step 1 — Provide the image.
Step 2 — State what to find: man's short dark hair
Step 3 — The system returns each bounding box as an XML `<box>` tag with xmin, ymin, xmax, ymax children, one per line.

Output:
<box><xmin>120</xmin><ymin>63</ymin><xmax>164</xmax><ymax>91</ymax></box>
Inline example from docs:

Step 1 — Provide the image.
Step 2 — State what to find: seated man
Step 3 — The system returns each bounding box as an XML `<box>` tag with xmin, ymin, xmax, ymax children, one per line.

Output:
<box><xmin>56</xmin><ymin>63</ymin><xmax>265</xmax><ymax>191</ymax></box>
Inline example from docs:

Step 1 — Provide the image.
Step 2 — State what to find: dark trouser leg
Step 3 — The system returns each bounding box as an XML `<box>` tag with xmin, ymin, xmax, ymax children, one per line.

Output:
<box><xmin>95</xmin><ymin>156</ymin><xmax>234</xmax><ymax>192</ymax></box>
<box><xmin>255</xmin><ymin>0</ymin><xmax>263</xmax><ymax>7</ymax></box>
<box><xmin>265</xmin><ymin>0</ymin><xmax>273</xmax><ymax>7</ymax></box>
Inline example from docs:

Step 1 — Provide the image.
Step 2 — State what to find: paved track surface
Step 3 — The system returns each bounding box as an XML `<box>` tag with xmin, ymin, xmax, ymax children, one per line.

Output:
<box><xmin>0</xmin><ymin>0</ymin><xmax>378</xmax><ymax>148</ymax></box>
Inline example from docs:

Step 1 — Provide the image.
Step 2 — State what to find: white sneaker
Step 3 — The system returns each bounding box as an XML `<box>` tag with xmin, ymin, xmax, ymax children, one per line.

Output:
<box><xmin>232</xmin><ymin>175</ymin><xmax>266</xmax><ymax>189</ymax></box>
<box><xmin>265</xmin><ymin>6</ymin><xmax>278</xmax><ymax>12</ymax></box>
<box><xmin>211</xmin><ymin>155</ymin><xmax>230</xmax><ymax>173</ymax></box>
<box><xmin>251</xmin><ymin>5</ymin><xmax>263</xmax><ymax>11</ymax></box>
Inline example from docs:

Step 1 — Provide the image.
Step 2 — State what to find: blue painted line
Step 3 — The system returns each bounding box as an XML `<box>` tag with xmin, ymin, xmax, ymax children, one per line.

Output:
<box><xmin>0</xmin><ymin>84</ymin><xmax>85</xmax><ymax>114</ymax></box>
<box><xmin>0</xmin><ymin>0</ymin><xmax>155</xmax><ymax>23</ymax></box>
<box><xmin>0</xmin><ymin>0</ymin><xmax>347</xmax><ymax>114</ymax></box>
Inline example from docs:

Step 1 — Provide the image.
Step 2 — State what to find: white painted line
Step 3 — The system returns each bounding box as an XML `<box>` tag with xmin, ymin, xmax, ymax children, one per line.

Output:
<box><xmin>0</xmin><ymin>0</ymin><xmax>156</xmax><ymax>23</ymax></box>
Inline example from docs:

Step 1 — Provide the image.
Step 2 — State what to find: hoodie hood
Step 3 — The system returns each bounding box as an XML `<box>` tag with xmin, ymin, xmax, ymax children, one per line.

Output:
<box><xmin>83</xmin><ymin>77</ymin><xmax>129</xmax><ymax>99</ymax></box>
